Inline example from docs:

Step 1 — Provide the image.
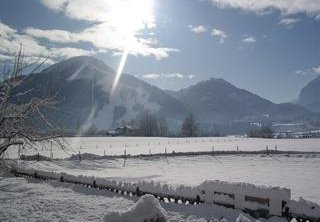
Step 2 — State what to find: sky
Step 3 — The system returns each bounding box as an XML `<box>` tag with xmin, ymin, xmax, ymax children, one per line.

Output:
<box><xmin>0</xmin><ymin>0</ymin><xmax>320</xmax><ymax>103</ymax></box>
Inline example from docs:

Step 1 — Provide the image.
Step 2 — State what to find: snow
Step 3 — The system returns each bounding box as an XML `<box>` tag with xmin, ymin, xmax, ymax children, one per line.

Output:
<box><xmin>0</xmin><ymin>171</ymin><xmax>276</xmax><ymax>222</ymax></box>
<box><xmin>288</xmin><ymin>198</ymin><xmax>320</xmax><ymax>218</ymax></box>
<box><xmin>7</xmin><ymin>136</ymin><xmax>320</xmax><ymax>159</ymax></box>
<box><xmin>198</xmin><ymin>180</ymin><xmax>290</xmax><ymax>200</ymax></box>
<box><xmin>237</xmin><ymin>214</ymin><xmax>257</xmax><ymax>222</ymax></box>
<box><xmin>105</xmin><ymin>194</ymin><xmax>167</xmax><ymax>222</ymax></box>
<box><xmin>3</xmin><ymin>136</ymin><xmax>320</xmax><ymax>221</ymax></box>
<box><xmin>10</xmin><ymin>159</ymin><xmax>319</xmax><ymax>218</ymax></box>
<box><xmin>17</xmin><ymin>154</ymin><xmax>320</xmax><ymax>204</ymax></box>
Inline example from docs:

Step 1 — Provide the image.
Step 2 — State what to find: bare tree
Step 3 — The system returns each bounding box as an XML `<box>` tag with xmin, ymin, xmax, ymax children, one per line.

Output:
<box><xmin>181</xmin><ymin>114</ymin><xmax>198</xmax><ymax>137</ymax></box>
<box><xmin>0</xmin><ymin>45</ymin><xmax>65</xmax><ymax>158</ymax></box>
<box><xmin>138</xmin><ymin>110</ymin><xmax>160</xmax><ymax>137</ymax></box>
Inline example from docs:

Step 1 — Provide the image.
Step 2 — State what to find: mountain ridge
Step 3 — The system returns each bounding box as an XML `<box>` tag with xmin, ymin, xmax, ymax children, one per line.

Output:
<box><xmin>11</xmin><ymin>56</ymin><xmax>314</xmax><ymax>132</ymax></box>
<box><xmin>297</xmin><ymin>75</ymin><xmax>320</xmax><ymax>112</ymax></box>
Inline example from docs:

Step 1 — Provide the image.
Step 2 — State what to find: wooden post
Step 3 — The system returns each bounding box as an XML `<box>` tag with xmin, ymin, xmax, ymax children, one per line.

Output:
<box><xmin>275</xmin><ymin>145</ymin><xmax>277</xmax><ymax>151</ymax></box>
<box><xmin>37</xmin><ymin>153</ymin><xmax>40</xmax><ymax>162</ymax></box>
<box><xmin>123</xmin><ymin>149</ymin><xmax>127</xmax><ymax>167</ymax></box>
<box><xmin>237</xmin><ymin>146</ymin><xmax>239</xmax><ymax>152</ymax></box>
<box><xmin>50</xmin><ymin>141</ymin><xmax>53</xmax><ymax>159</ymax></box>
<box><xmin>79</xmin><ymin>150</ymin><xmax>81</xmax><ymax>162</ymax></box>
<box><xmin>18</xmin><ymin>144</ymin><xmax>21</xmax><ymax>158</ymax></box>
<box><xmin>266</xmin><ymin>145</ymin><xmax>269</xmax><ymax>155</ymax></box>
<box><xmin>165</xmin><ymin>148</ymin><xmax>169</xmax><ymax>164</ymax></box>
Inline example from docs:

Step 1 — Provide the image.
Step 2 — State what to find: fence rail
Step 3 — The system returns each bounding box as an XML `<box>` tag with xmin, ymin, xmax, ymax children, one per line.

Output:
<box><xmin>11</xmin><ymin>169</ymin><xmax>320</xmax><ymax>222</ymax></box>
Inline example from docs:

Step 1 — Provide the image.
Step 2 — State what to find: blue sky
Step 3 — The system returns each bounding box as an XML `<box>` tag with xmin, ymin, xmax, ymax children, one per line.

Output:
<box><xmin>0</xmin><ymin>0</ymin><xmax>320</xmax><ymax>103</ymax></box>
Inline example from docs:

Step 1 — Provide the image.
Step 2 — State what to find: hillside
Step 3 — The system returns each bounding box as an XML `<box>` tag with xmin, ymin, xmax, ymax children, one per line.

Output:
<box><xmin>297</xmin><ymin>75</ymin><xmax>320</xmax><ymax>112</ymax></box>
<box><xmin>12</xmin><ymin>56</ymin><xmax>189</xmax><ymax>131</ymax></box>
<box><xmin>170</xmin><ymin>78</ymin><xmax>311</xmax><ymax>123</ymax></box>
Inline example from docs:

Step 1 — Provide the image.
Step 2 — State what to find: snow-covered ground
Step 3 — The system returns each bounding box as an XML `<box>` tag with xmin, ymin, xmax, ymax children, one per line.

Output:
<box><xmin>0</xmin><ymin>171</ymin><xmax>280</xmax><ymax>222</ymax></box>
<box><xmin>2</xmin><ymin>137</ymin><xmax>320</xmax><ymax>221</ymax></box>
<box><xmin>19</xmin><ymin>154</ymin><xmax>320</xmax><ymax>204</ymax></box>
<box><xmin>7</xmin><ymin>136</ymin><xmax>320</xmax><ymax>159</ymax></box>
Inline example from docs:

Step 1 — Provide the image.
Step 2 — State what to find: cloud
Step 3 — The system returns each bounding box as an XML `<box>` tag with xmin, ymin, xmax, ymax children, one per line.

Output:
<box><xmin>142</xmin><ymin>74</ymin><xmax>161</xmax><ymax>79</ymax></box>
<box><xmin>189</xmin><ymin>25</ymin><xmax>208</xmax><ymax>34</ymax></box>
<box><xmin>211</xmin><ymin>28</ymin><xmax>227</xmax><ymax>43</ymax></box>
<box><xmin>313</xmin><ymin>65</ymin><xmax>320</xmax><ymax>74</ymax></box>
<box><xmin>294</xmin><ymin>65</ymin><xmax>320</xmax><ymax>76</ymax></box>
<box><xmin>209</xmin><ymin>0</ymin><xmax>320</xmax><ymax>18</ymax></box>
<box><xmin>242</xmin><ymin>35</ymin><xmax>256</xmax><ymax>43</ymax></box>
<box><xmin>0</xmin><ymin>21</ymin><xmax>95</xmax><ymax>63</ymax></box>
<box><xmin>37</xmin><ymin>0</ymin><xmax>177</xmax><ymax>60</ymax></box>
<box><xmin>142</xmin><ymin>73</ymin><xmax>194</xmax><ymax>79</ymax></box>
<box><xmin>50</xmin><ymin>47</ymin><xmax>95</xmax><ymax>59</ymax></box>
<box><xmin>0</xmin><ymin>22</ymin><xmax>16</xmax><ymax>38</ymax></box>
<box><xmin>24</xmin><ymin>28</ymin><xmax>78</xmax><ymax>43</ymax></box>
<box><xmin>279</xmin><ymin>18</ymin><xmax>300</xmax><ymax>28</ymax></box>
<box><xmin>40</xmin><ymin>0</ymin><xmax>69</xmax><ymax>12</ymax></box>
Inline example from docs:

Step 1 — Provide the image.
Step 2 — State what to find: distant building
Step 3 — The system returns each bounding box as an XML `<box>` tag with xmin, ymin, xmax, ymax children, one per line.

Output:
<box><xmin>108</xmin><ymin>126</ymin><xmax>133</xmax><ymax>136</ymax></box>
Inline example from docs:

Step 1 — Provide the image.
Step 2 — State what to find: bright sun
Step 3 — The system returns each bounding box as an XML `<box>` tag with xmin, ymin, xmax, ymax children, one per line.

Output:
<box><xmin>110</xmin><ymin>0</ymin><xmax>155</xmax><ymax>96</ymax></box>
<box><xmin>109</xmin><ymin>0</ymin><xmax>154</xmax><ymax>50</ymax></box>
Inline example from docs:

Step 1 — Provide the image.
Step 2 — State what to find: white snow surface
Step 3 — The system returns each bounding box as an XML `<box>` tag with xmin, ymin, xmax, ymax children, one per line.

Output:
<box><xmin>2</xmin><ymin>136</ymin><xmax>320</xmax><ymax>221</ymax></box>
<box><xmin>18</xmin><ymin>154</ymin><xmax>320</xmax><ymax>204</ymax></box>
<box><xmin>7</xmin><ymin>136</ymin><xmax>320</xmax><ymax>159</ymax></box>
<box><xmin>0</xmin><ymin>171</ymin><xmax>277</xmax><ymax>222</ymax></box>
<box><xmin>105</xmin><ymin>194</ymin><xmax>167</xmax><ymax>222</ymax></box>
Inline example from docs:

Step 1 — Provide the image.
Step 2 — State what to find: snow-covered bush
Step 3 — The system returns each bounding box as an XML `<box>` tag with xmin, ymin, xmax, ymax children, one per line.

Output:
<box><xmin>104</xmin><ymin>194</ymin><xmax>167</xmax><ymax>222</ymax></box>
<box><xmin>236</xmin><ymin>214</ymin><xmax>253</xmax><ymax>222</ymax></box>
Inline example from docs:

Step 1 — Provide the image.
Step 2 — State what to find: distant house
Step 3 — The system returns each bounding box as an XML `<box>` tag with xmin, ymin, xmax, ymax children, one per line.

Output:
<box><xmin>108</xmin><ymin>126</ymin><xmax>133</xmax><ymax>136</ymax></box>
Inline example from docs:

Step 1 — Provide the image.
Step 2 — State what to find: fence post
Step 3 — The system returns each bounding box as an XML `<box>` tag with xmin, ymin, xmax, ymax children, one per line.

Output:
<box><xmin>123</xmin><ymin>149</ymin><xmax>127</xmax><ymax>167</ymax></box>
<box><xmin>50</xmin><ymin>141</ymin><xmax>53</xmax><ymax>159</ymax></box>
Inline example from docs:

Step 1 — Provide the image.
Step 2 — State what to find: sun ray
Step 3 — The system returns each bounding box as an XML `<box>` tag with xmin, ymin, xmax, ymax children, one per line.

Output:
<box><xmin>109</xmin><ymin>0</ymin><xmax>154</xmax><ymax>97</ymax></box>
<box><xmin>111</xmin><ymin>48</ymin><xmax>130</xmax><ymax>96</ymax></box>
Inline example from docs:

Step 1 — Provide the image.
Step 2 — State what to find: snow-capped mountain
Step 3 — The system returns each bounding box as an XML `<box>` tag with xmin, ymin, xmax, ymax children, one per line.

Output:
<box><xmin>169</xmin><ymin>78</ymin><xmax>311</xmax><ymax>123</ymax></box>
<box><xmin>13</xmin><ymin>56</ymin><xmax>189</xmax><ymax>131</ymax></box>
<box><xmin>13</xmin><ymin>56</ymin><xmax>312</xmax><ymax>132</ymax></box>
<box><xmin>297</xmin><ymin>75</ymin><xmax>320</xmax><ymax>112</ymax></box>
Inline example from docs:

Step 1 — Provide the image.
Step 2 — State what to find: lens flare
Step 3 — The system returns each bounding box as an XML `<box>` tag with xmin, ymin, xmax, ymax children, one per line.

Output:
<box><xmin>111</xmin><ymin>49</ymin><xmax>129</xmax><ymax>96</ymax></box>
<box><xmin>109</xmin><ymin>0</ymin><xmax>154</xmax><ymax>97</ymax></box>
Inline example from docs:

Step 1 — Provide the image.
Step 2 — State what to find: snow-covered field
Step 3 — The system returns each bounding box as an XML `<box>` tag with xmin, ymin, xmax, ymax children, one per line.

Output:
<box><xmin>19</xmin><ymin>154</ymin><xmax>320</xmax><ymax>204</ymax></box>
<box><xmin>0</xmin><ymin>171</ymin><xmax>278</xmax><ymax>222</ymax></box>
<box><xmin>8</xmin><ymin>136</ymin><xmax>320</xmax><ymax>158</ymax></box>
<box><xmin>2</xmin><ymin>137</ymin><xmax>320</xmax><ymax>221</ymax></box>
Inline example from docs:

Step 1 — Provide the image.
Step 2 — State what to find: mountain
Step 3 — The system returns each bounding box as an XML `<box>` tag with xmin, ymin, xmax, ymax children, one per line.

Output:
<box><xmin>13</xmin><ymin>56</ymin><xmax>189</xmax><ymax>131</ymax></box>
<box><xmin>297</xmin><ymin>75</ymin><xmax>320</xmax><ymax>112</ymax></box>
<box><xmin>11</xmin><ymin>56</ymin><xmax>313</xmax><ymax>133</ymax></box>
<box><xmin>170</xmin><ymin>78</ymin><xmax>311</xmax><ymax>123</ymax></box>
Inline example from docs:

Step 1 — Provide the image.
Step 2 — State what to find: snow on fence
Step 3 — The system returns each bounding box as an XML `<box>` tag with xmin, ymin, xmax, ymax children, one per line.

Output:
<box><xmin>11</xmin><ymin>167</ymin><xmax>320</xmax><ymax>221</ymax></box>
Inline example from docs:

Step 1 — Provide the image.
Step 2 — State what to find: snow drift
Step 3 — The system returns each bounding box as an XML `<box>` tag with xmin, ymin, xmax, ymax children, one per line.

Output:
<box><xmin>104</xmin><ymin>194</ymin><xmax>167</xmax><ymax>222</ymax></box>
